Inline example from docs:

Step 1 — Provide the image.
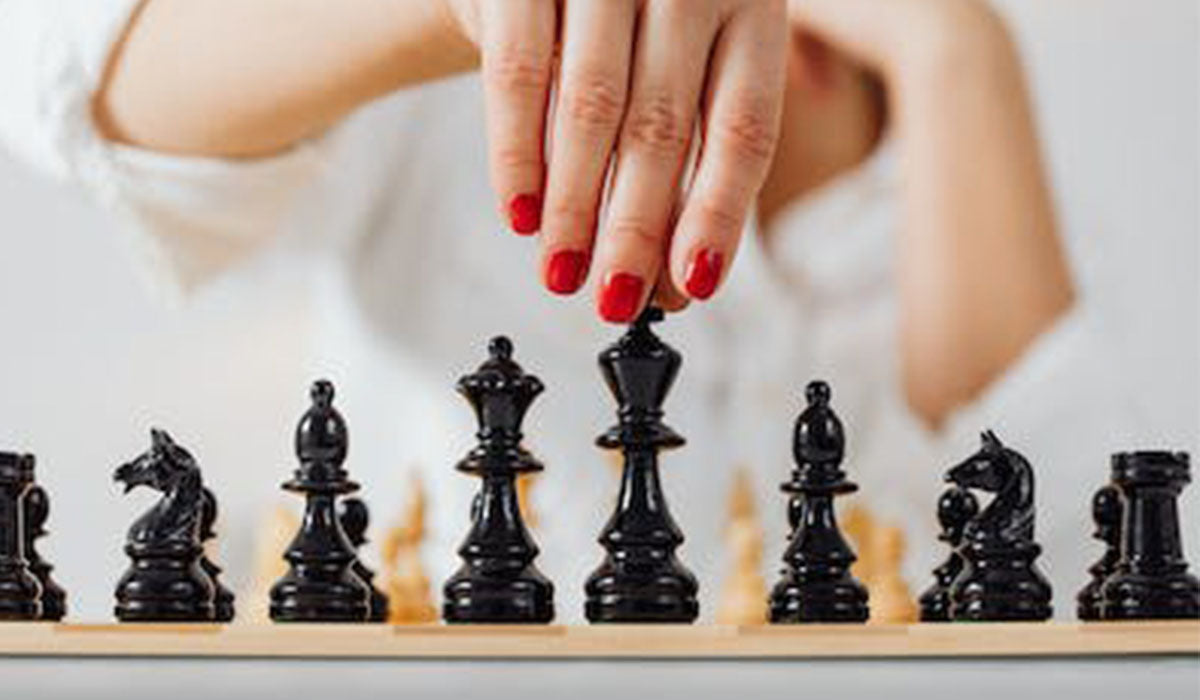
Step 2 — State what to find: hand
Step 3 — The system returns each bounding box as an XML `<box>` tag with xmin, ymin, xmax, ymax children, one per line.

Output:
<box><xmin>446</xmin><ymin>0</ymin><xmax>788</xmax><ymax>322</ymax></box>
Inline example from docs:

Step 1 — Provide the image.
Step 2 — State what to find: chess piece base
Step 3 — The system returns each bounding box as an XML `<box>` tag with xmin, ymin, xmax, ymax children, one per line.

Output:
<box><xmin>1101</xmin><ymin>571</ymin><xmax>1200</xmax><ymax>620</ymax></box>
<box><xmin>443</xmin><ymin>569</ymin><xmax>554</xmax><ymax>624</ymax></box>
<box><xmin>918</xmin><ymin>590</ymin><xmax>952</xmax><ymax>623</ymax></box>
<box><xmin>585</xmin><ymin>562</ymin><xmax>699</xmax><ymax>624</ymax></box>
<box><xmin>769</xmin><ymin>578</ymin><xmax>869</xmax><ymax>624</ymax></box>
<box><xmin>270</xmin><ymin>573</ymin><xmax>370</xmax><ymax>623</ymax></box>
<box><xmin>0</xmin><ymin>560</ymin><xmax>42</xmax><ymax>621</ymax></box>
<box><xmin>951</xmin><ymin>541</ymin><xmax>1052</xmax><ymax>622</ymax></box>
<box><xmin>114</xmin><ymin>544</ymin><xmax>215</xmax><ymax>623</ymax></box>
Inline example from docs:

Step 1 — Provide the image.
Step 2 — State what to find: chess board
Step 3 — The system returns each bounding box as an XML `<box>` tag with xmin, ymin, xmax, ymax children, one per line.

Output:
<box><xmin>0</xmin><ymin>621</ymin><xmax>1196</xmax><ymax>659</ymax></box>
<box><xmin>1</xmin><ymin>622</ymin><xmax>1197</xmax><ymax>699</ymax></box>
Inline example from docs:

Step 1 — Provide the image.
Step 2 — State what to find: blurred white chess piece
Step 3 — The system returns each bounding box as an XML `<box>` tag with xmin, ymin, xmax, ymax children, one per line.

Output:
<box><xmin>869</xmin><ymin>525</ymin><xmax>918</xmax><ymax>623</ymax></box>
<box><xmin>716</xmin><ymin>468</ymin><xmax>767</xmax><ymax>625</ymax></box>
<box><xmin>381</xmin><ymin>472</ymin><xmax>437</xmax><ymax>624</ymax></box>
<box><xmin>243</xmin><ymin>503</ymin><xmax>299</xmax><ymax>624</ymax></box>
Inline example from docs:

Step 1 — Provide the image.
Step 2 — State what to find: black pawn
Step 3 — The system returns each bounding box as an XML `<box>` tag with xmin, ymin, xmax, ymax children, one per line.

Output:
<box><xmin>946</xmin><ymin>431</ymin><xmax>1052</xmax><ymax>621</ymax></box>
<box><xmin>918</xmin><ymin>486</ymin><xmax>979</xmax><ymax>622</ymax></box>
<box><xmin>199</xmin><ymin>488</ymin><xmax>236</xmax><ymax>622</ymax></box>
<box><xmin>0</xmin><ymin>452</ymin><xmax>41</xmax><ymax>620</ymax></box>
<box><xmin>444</xmin><ymin>336</ymin><xmax>554</xmax><ymax>623</ymax></box>
<box><xmin>769</xmin><ymin>380</ymin><xmax>869</xmax><ymax>624</ymax></box>
<box><xmin>1076</xmin><ymin>484</ymin><xmax>1121</xmax><ymax>621</ymax></box>
<box><xmin>270</xmin><ymin>380</ymin><xmax>370</xmax><ymax>622</ymax></box>
<box><xmin>585</xmin><ymin>309</ymin><xmax>698</xmax><ymax>624</ymax></box>
<box><xmin>113</xmin><ymin>429</ymin><xmax>214</xmax><ymax>622</ymax></box>
<box><xmin>24</xmin><ymin>484</ymin><xmax>66</xmax><ymax>621</ymax></box>
<box><xmin>340</xmin><ymin>497</ymin><xmax>389</xmax><ymax>623</ymax></box>
<box><xmin>1101</xmin><ymin>451</ymin><xmax>1200</xmax><ymax>620</ymax></box>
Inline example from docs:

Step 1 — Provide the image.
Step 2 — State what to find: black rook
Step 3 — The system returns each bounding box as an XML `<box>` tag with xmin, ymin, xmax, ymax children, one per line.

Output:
<box><xmin>0</xmin><ymin>452</ymin><xmax>41</xmax><ymax>621</ymax></box>
<box><xmin>1101</xmin><ymin>451</ymin><xmax>1200</xmax><ymax>620</ymax></box>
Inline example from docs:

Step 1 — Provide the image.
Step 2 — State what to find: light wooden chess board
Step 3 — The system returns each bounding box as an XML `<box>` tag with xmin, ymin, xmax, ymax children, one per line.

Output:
<box><xmin>0</xmin><ymin>621</ymin><xmax>1196</xmax><ymax>659</ymax></box>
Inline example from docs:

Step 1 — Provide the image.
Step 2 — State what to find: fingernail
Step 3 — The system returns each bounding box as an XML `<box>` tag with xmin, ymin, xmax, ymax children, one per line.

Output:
<box><xmin>508</xmin><ymin>193</ymin><xmax>542</xmax><ymax>235</ymax></box>
<box><xmin>684</xmin><ymin>248</ymin><xmax>724</xmax><ymax>301</ymax></box>
<box><xmin>599</xmin><ymin>272</ymin><xmax>645</xmax><ymax>323</ymax></box>
<box><xmin>545</xmin><ymin>250</ymin><xmax>588</xmax><ymax>295</ymax></box>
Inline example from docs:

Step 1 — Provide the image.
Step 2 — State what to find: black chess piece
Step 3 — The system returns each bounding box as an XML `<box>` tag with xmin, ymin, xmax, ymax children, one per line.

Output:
<box><xmin>1076</xmin><ymin>483</ymin><xmax>1121</xmax><ymax>621</ymax></box>
<box><xmin>339</xmin><ymin>497</ymin><xmax>390</xmax><ymax>623</ymax></box>
<box><xmin>24</xmin><ymin>484</ymin><xmax>67</xmax><ymax>621</ymax></box>
<box><xmin>113</xmin><ymin>429</ymin><xmax>215</xmax><ymax>622</ymax></box>
<box><xmin>199</xmin><ymin>487</ymin><xmax>236</xmax><ymax>623</ymax></box>
<box><xmin>444</xmin><ymin>337</ymin><xmax>554</xmax><ymax>623</ymax></box>
<box><xmin>769</xmin><ymin>380</ymin><xmax>869</xmax><ymax>623</ymax></box>
<box><xmin>0</xmin><ymin>452</ymin><xmax>41</xmax><ymax>621</ymax></box>
<box><xmin>270</xmin><ymin>380</ymin><xmax>370</xmax><ymax>623</ymax></box>
<box><xmin>1101</xmin><ymin>451</ymin><xmax>1200</xmax><ymax>620</ymax></box>
<box><xmin>585</xmin><ymin>309</ymin><xmax>698</xmax><ymax>624</ymax></box>
<box><xmin>918</xmin><ymin>486</ymin><xmax>979</xmax><ymax>622</ymax></box>
<box><xmin>946</xmin><ymin>430</ymin><xmax>1052</xmax><ymax>621</ymax></box>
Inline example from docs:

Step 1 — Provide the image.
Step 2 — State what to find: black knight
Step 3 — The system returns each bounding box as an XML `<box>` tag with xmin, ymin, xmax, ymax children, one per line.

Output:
<box><xmin>946</xmin><ymin>431</ymin><xmax>1052</xmax><ymax>621</ymax></box>
<box><xmin>113</xmin><ymin>429</ymin><xmax>215</xmax><ymax>622</ymax></box>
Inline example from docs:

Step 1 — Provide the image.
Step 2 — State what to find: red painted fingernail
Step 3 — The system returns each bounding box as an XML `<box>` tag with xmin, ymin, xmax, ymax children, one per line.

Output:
<box><xmin>684</xmin><ymin>248</ymin><xmax>724</xmax><ymax>301</ymax></box>
<box><xmin>508</xmin><ymin>193</ymin><xmax>542</xmax><ymax>235</ymax></box>
<box><xmin>598</xmin><ymin>272</ymin><xmax>645</xmax><ymax>323</ymax></box>
<box><xmin>545</xmin><ymin>250</ymin><xmax>589</xmax><ymax>295</ymax></box>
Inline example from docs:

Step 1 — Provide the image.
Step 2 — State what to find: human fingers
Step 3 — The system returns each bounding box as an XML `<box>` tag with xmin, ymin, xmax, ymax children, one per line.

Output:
<box><xmin>669</xmin><ymin>1</ymin><xmax>786</xmax><ymax>301</ymax></box>
<box><xmin>478</xmin><ymin>0</ymin><xmax>557</xmax><ymax>234</ymax></box>
<box><xmin>539</xmin><ymin>0</ymin><xmax>637</xmax><ymax>295</ymax></box>
<box><xmin>593</xmin><ymin>1</ymin><xmax>721</xmax><ymax>323</ymax></box>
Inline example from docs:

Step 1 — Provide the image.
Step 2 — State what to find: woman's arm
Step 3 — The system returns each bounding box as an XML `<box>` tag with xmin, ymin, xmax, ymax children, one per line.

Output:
<box><xmin>94</xmin><ymin>0</ymin><xmax>478</xmax><ymax>157</ymax></box>
<box><xmin>793</xmin><ymin>0</ymin><xmax>1075</xmax><ymax>427</ymax></box>
<box><xmin>96</xmin><ymin>0</ymin><xmax>792</xmax><ymax>323</ymax></box>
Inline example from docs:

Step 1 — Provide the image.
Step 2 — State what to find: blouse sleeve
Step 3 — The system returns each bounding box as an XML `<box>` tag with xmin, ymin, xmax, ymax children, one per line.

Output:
<box><xmin>0</xmin><ymin>0</ymin><xmax>329</xmax><ymax>297</ymax></box>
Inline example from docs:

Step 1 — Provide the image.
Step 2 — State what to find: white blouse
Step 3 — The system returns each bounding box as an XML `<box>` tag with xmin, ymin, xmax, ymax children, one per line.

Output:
<box><xmin>0</xmin><ymin>0</ymin><xmax>1145</xmax><ymax>621</ymax></box>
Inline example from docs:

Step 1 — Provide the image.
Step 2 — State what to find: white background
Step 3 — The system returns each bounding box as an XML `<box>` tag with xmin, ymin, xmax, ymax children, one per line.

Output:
<box><xmin>0</xmin><ymin>0</ymin><xmax>1196</xmax><ymax>622</ymax></box>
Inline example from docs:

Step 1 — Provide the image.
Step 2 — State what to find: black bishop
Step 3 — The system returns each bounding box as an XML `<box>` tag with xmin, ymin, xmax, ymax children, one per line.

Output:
<box><xmin>270</xmin><ymin>380</ymin><xmax>370</xmax><ymax>622</ymax></box>
<box><xmin>769</xmin><ymin>380</ymin><xmax>869</xmax><ymax>623</ymax></box>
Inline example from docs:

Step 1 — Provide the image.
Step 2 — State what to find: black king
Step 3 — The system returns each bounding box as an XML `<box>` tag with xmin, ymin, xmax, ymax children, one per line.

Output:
<box><xmin>585</xmin><ymin>308</ymin><xmax>699</xmax><ymax>623</ymax></box>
